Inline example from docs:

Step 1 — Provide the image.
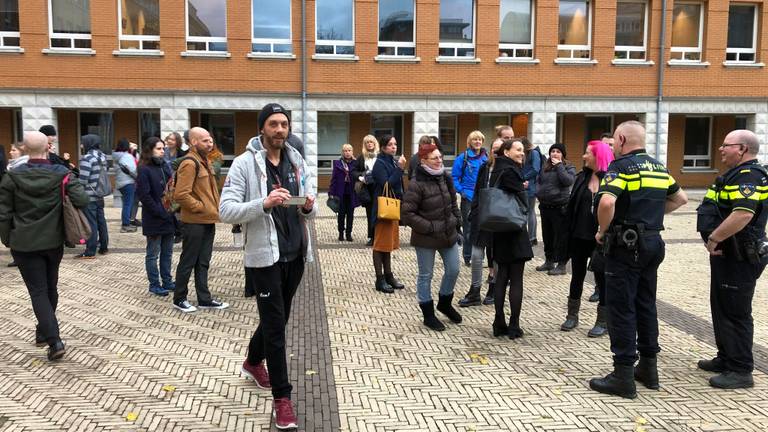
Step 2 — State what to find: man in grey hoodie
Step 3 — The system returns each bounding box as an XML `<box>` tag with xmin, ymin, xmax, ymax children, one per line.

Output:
<box><xmin>219</xmin><ymin>103</ymin><xmax>316</xmax><ymax>430</ymax></box>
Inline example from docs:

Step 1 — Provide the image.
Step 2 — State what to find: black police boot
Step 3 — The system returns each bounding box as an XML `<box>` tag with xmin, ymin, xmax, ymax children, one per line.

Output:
<box><xmin>419</xmin><ymin>301</ymin><xmax>446</xmax><ymax>331</ymax></box>
<box><xmin>589</xmin><ymin>364</ymin><xmax>637</xmax><ymax>399</ymax></box>
<box><xmin>634</xmin><ymin>356</ymin><xmax>660</xmax><ymax>390</ymax></box>
<box><xmin>535</xmin><ymin>260</ymin><xmax>555</xmax><ymax>271</ymax></box>
<box><xmin>560</xmin><ymin>297</ymin><xmax>580</xmax><ymax>331</ymax></box>
<box><xmin>709</xmin><ymin>371</ymin><xmax>754</xmax><ymax>389</ymax></box>
<box><xmin>697</xmin><ymin>357</ymin><xmax>726</xmax><ymax>373</ymax></box>
<box><xmin>588</xmin><ymin>305</ymin><xmax>609</xmax><ymax>338</ymax></box>
<box><xmin>436</xmin><ymin>294</ymin><xmax>462</xmax><ymax>324</ymax></box>
<box><xmin>384</xmin><ymin>272</ymin><xmax>405</xmax><ymax>290</ymax></box>
<box><xmin>338</xmin><ymin>232</ymin><xmax>344</xmax><ymax>241</ymax></box>
<box><xmin>458</xmin><ymin>285</ymin><xmax>482</xmax><ymax>307</ymax></box>
<box><xmin>375</xmin><ymin>275</ymin><xmax>394</xmax><ymax>294</ymax></box>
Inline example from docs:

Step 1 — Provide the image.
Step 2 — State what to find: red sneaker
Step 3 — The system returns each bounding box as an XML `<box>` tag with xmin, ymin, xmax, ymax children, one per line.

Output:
<box><xmin>272</xmin><ymin>397</ymin><xmax>298</xmax><ymax>430</ymax></box>
<box><xmin>241</xmin><ymin>360</ymin><xmax>271</xmax><ymax>389</ymax></box>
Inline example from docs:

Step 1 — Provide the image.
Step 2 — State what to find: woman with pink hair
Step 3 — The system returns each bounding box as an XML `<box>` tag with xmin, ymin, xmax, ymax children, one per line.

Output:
<box><xmin>560</xmin><ymin>140</ymin><xmax>615</xmax><ymax>337</ymax></box>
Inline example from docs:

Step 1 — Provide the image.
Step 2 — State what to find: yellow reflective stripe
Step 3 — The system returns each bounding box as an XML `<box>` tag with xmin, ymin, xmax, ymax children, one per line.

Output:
<box><xmin>627</xmin><ymin>180</ymin><xmax>640</xmax><ymax>191</ymax></box>
<box><xmin>602</xmin><ymin>178</ymin><xmax>628</xmax><ymax>190</ymax></box>
<box><xmin>618</xmin><ymin>173</ymin><xmax>640</xmax><ymax>180</ymax></box>
<box><xmin>705</xmin><ymin>189</ymin><xmax>718</xmax><ymax>200</ymax></box>
<box><xmin>726</xmin><ymin>191</ymin><xmax>760</xmax><ymax>200</ymax></box>
<box><xmin>641</xmin><ymin>177</ymin><xmax>672</xmax><ymax>189</ymax></box>
<box><xmin>723</xmin><ymin>185</ymin><xmax>739</xmax><ymax>191</ymax></box>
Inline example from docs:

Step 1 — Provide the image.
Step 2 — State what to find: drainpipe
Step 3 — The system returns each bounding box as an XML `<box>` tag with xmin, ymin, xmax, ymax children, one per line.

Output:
<box><xmin>301</xmin><ymin>0</ymin><xmax>308</xmax><ymax>145</ymax></box>
<box><xmin>655</xmin><ymin>0</ymin><xmax>668</xmax><ymax>159</ymax></box>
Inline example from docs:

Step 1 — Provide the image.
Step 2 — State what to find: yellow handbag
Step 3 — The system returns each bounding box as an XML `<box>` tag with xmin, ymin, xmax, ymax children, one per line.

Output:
<box><xmin>377</xmin><ymin>182</ymin><xmax>401</xmax><ymax>221</ymax></box>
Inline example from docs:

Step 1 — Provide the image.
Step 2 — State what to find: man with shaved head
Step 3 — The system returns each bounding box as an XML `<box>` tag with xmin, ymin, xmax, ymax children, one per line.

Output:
<box><xmin>172</xmin><ymin>127</ymin><xmax>229</xmax><ymax>313</ymax></box>
<box><xmin>696</xmin><ymin>129</ymin><xmax>768</xmax><ymax>389</ymax></box>
<box><xmin>589</xmin><ymin>120</ymin><xmax>688</xmax><ymax>398</ymax></box>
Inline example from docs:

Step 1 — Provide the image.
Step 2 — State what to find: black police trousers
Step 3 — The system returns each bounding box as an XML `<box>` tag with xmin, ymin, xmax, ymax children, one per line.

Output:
<box><xmin>604</xmin><ymin>234</ymin><xmax>665</xmax><ymax>366</ymax></box>
<box><xmin>709</xmin><ymin>255</ymin><xmax>766</xmax><ymax>373</ymax></box>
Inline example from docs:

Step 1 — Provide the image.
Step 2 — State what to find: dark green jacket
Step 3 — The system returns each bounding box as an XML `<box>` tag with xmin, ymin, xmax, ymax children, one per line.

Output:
<box><xmin>0</xmin><ymin>161</ymin><xmax>89</xmax><ymax>252</ymax></box>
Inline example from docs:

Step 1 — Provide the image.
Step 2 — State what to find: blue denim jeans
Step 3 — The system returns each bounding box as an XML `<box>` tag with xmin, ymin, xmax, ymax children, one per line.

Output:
<box><xmin>415</xmin><ymin>244</ymin><xmax>460</xmax><ymax>303</ymax></box>
<box><xmin>119</xmin><ymin>184</ymin><xmax>135</xmax><ymax>227</ymax></box>
<box><xmin>146</xmin><ymin>233</ymin><xmax>175</xmax><ymax>290</ymax></box>
<box><xmin>84</xmin><ymin>200</ymin><xmax>109</xmax><ymax>256</ymax></box>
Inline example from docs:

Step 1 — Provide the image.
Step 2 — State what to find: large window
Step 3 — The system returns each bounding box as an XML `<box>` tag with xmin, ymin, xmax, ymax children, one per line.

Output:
<box><xmin>378</xmin><ymin>0</ymin><xmax>415</xmax><ymax>57</ymax></box>
<box><xmin>139</xmin><ymin>111</ymin><xmax>161</xmax><ymax>144</ymax></box>
<box><xmin>186</xmin><ymin>0</ymin><xmax>227</xmax><ymax>52</ymax></box>
<box><xmin>726</xmin><ymin>4</ymin><xmax>757</xmax><ymax>62</ymax></box>
<box><xmin>499</xmin><ymin>0</ymin><xmax>534</xmax><ymax>59</ymax></box>
<box><xmin>614</xmin><ymin>0</ymin><xmax>647</xmax><ymax>60</ymax></box>
<box><xmin>479</xmin><ymin>114</ymin><xmax>510</xmax><ymax>150</ymax></box>
<box><xmin>48</xmin><ymin>0</ymin><xmax>92</xmax><ymax>49</ymax></box>
<box><xmin>683</xmin><ymin>116</ymin><xmax>711</xmax><ymax>168</ymax></box>
<box><xmin>79</xmin><ymin>112</ymin><xmax>114</xmax><ymax>157</ymax></box>
<box><xmin>558</xmin><ymin>0</ymin><xmax>591</xmax><ymax>59</ymax></box>
<box><xmin>118</xmin><ymin>0</ymin><xmax>159</xmax><ymax>51</ymax></box>
<box><xmin>671</xmin><ymin>2</ymin><xmax>703</xmax><ymax>61</ymax></box>
<box><xmin>439</xmin><ymin>0</ymin><xmax>475</xmax><ymax>58</ymax></box>
<box><xmin>318</xmin><ymin>113</ymin><xmax>349</xmax><ymax>169</ymax></box>
<box><xmin>439</xmin><ymin>114</ymin><xmax>458</xmax><ymax>157</ymax></box>
<box><xmin>585</xmin><ymin>115</ymin><xmax>613</xmax><ymax>142</ymax></box>
<box><xmin>371</xmin><ymin>114</ymin><xmax>404</xmax><ymax>155</ymax></box>
<box><xmin>200</xmin><ymin>112</ymin><xmax>235</xmax><ymax>167</ymax></box>
<box><xmin>315</xmin><ymin>0</ymin><xmax>354</xmax><ymax>55</ymax></box>
<box><xmin>252</xmin><ymin>0</ymin><xmax>292</xmax><ymax>54</ymax></box>
<box><xmin>0</xmin><ymin>0</ymin><xmax>19</xmax><ymax>48</ymax></box>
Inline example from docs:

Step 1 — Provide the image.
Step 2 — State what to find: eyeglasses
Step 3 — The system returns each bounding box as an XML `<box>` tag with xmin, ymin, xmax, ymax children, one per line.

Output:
<box><xmin>719</xmin><ymin>143</ymin><xmax>743</xmax><ymax>149</ymax></box>
<box><xmin>427</xmin><ymin>155</ymin><xmax>443</xmax><ymax>161</ymax></box>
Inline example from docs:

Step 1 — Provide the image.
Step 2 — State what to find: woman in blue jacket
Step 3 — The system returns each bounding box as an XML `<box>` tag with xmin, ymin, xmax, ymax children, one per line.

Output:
<box><xmin>136</xmin><ymin>137</ymin><xmax>176</xmax><ymax>296</ymax></box>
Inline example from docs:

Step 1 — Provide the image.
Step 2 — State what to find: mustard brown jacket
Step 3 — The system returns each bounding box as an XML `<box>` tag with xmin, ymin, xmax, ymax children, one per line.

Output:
<box><xmin>173</xmin><ymin>147</ymin><xmax>220</xmax><ymax>224</ymax></box>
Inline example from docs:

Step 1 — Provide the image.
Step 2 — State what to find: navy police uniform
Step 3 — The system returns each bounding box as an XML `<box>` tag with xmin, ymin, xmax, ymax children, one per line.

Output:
<box><xmin>698</xmin><ymin>160</ymin><xmax>768</xmax><ymax>373</ymax></box>
<box><xmin>598</xmin><ymin>150</ymin><xmax>679</xmax><ymax>366</ymax></box>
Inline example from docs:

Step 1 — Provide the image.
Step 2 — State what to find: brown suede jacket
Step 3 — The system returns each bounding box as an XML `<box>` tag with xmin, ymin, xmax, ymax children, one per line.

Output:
<box><xmin>173</xmin><ymin>147</ymin><xmax>220</xmax><ymax>224</ymax></box>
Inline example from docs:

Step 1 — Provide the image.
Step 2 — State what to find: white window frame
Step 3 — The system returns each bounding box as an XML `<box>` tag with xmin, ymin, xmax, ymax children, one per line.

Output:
<box><xmin>498</xmin><ymin>0</ymin><xmax>535</xmax><ymax>59</ymax></box>
<box><xmin>438</xmin><ymin>0</ymin><xmax>476</xmax><ymax>58</ymax></box>
<box><xmin>185</xmin><ymin>0</ymin><xmax>228</xmax><ymax>52</ymax></box>
<box><xmin>0</xmin><ymin>30</ymin><xmax>20</xmax><ymax>48</ymax></box>
<box><xmin>314</xmin><ymin>0</ymin><xmax>355</xmax><ymax>56</ymax></box>
<box><xmin>47</xmin><ymin>0</ymin><xmax>92</xmax><ymax>50</ymax></box>
<box><xmin>670</xmin><ymin>2</ymin><xmax>704</xmax><ymax>62</ymax></box>
<box><xmin>117</xmin><ymin>0</ymin><xmax>160</xmax><ymax>52</ymax></box>
<box><xmin>251</xmin><ymin>0</ymin><xmax>292</xmax><ymax>55</ymax></box>
<box><xmin>557</xmin><ymin>0</ymin><xmax>592</xmax><ymax>60</ymax></box>
<box><xmin>377</xmin><ymin>0</ymin><xmax>416</xmax><ymax>57</ymax></box>
<box><xmin>683</xmin><ymin>115</ymin><xmax>712</xmax><ymax>169</ymax></box>
<box><xmin>726</xmin><ymin>3</ymin><xmax>758</xmax><ymax>63</ymax></box>
<box><xmin>614</xmin><ymin>0</ymin><xmax>648</xmax><ymax>60</ymax></box>
<box><xmin>317</xmin><ymin>112</ymin><xmax>349</xmax><ymax>170</ymax></box>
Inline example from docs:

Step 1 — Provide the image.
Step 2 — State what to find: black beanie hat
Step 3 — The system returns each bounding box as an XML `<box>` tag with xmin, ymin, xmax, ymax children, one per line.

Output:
<box><xmin>258</xmin><ymin>103</ymin><xmax>291</xmax><ymax>131</ymax></box>
<box><xmin>549</xmin><ymin>143</ymin><xmax>567</xmax><ymax>159</ymax></box>
<box><xmin>39</xmin><ymin>125</ymin><xmax>57</xmax><ymax>136</ymax></box>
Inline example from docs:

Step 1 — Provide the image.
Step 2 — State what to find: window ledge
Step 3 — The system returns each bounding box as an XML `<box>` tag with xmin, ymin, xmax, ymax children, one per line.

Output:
<box><xmin>495</xmin><ymin>57</ymin><xmax>540</xmax><ymax>64</ymax></box>
<box><xmin>667</xmin><ymin>60</ymin><xmax>710</xmax><ymax>68</ymax></box>
<box><xmin>435</xmin><ymin>56</ymin><xmax>481</xmax><ymax>64</ymax></box>
<box><xmin>0</xmin><ymin>47</ymin><xmax>24</xmax><ymax>54</ymax></box>
<box><xmin>680</xmin><ymin>168</ymin><xmax>718</xmax><ymax>174</ymax></box>
<box><xmin>723</xmin><ymin>61</ymin><xmax>764</xmax><ymax>68</ymax></box>
<box><xmin>247</xmin><ymin>52</ymin><xmax>296</xmax><ymax>60</ymax></box>
<box><xmin>374</xmin><ymin>55</ymin><xmax>421</xmax><ymax>63</ymax></box>
<box><xmin>311</xmin><ymin>54</ymin><xmax>359</xmax><ymax>61</ymax></box>
<box><xmin>180</xmin><ymin>50</ymin><xmax>231</xmax><ymax>58</ymax></box>
<box><xmin>554</xmin><ymin>58</ymin><xmax>598</xmax><ymax>65</ymax></box>
<box><xmin>611</xmin><ymin>59</ymin><xmax>654</xmax><ymax>67</ymax></box>
<box><xmin>112</xmin><ymin>49</ymin><xmax>164</xmax><ymax>57</ymax></box>
<box><xmin>42</xmin><ymin>48</ymin><xmax>95</xmax><ymax>56</ymax></box>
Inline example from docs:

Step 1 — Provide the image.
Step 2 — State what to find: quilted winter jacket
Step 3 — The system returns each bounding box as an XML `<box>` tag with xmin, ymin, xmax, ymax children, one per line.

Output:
<box><xmin>401</xmin><ymin>165</ymin><xmax>461</xmax><ymax>249</ymax></box>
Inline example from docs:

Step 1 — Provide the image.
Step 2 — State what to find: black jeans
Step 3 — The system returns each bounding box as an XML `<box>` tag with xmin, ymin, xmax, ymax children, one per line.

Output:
<box><xmin>539</xmin><ymin>204</ymin><xmax>569</xmax><ymax>263</ymax></box>
<box><xmin>710</xmin><ymin>255</ymin><xmax>765</xmax><ymax>373</ymax></box>
<box><xmin>569</xmin><ymin>238</ymin><xmax>605</xmax><ymax>304</ymax></box>
<box><xmin>460</xmin><ymin>197</ymin><xmax>472</xmax><ymax>261</ymax></box>
<box><xmin>173</xmin><ymin>223</ymin><xmax>214</xmax><ymax>304</ymax></box>
<box><xmin>246</xmin><ymin>258</ymin><xmax>305</xmax><ymax>399</ymax></box>
<box><xmin>337</xmin><ymin>194</ymin><xmax>354</xmax><ymax>235</ymax></box>
<box><xmin>605</xmin><ymin>234</ymin><xmax>665</xmax><ymax>366</ymax></box>
<box><xmin>493</xmin><ymin>261</ymin><xmax>525</xmax><ymax>329</ymax></box>
<box><xmin>12</xmin><ymin>247</ymin><xmax>64</xmax><ymax>345</ymax></box>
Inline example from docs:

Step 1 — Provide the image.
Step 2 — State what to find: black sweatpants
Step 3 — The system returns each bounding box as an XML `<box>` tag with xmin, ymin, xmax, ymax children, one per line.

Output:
<box><xmin>173</xmin><ymin>223</ymin><xmax>214</xmax><ymax>304</ymax></box>
<box><xmin>12</xmin><ymin>246</ymin><xmax>64</xmax><ymax>345</ymax></box>
<box><xmin>246</xmin><ymin>257</ymin><xmax>305</xmax><ymax>399</ymax></box>
<box><xmin>539</xmin><ymin>204</ymin><xmax>569</xmax><ymax>263</ymax></box>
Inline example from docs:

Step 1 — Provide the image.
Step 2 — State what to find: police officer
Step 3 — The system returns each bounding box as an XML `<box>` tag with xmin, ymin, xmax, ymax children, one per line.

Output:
<box><xmin>589</xmin><ymin>121</ymin><xmax>688</xmax><ymax>398</ymax></box>
<box><xmin>696</xmin><ymin>129</ymin><xmax>768</xmax><ymax>389</ymax></box>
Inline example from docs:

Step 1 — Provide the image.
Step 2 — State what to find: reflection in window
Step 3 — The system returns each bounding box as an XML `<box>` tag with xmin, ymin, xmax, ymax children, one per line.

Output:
<box><xmin>318</xmin><ymin>113</ymin><xmax>349</xmax><ymax>169</ymax></box>
<box><xmin>614</xmin><ymin>1</ymin><xmax>646</xmax><ymax>60</ymax></box>
<box><xmin>252</xmin><ymin>0</ymin><xmax>292</xmax><ymax>54</ymax></box>
<box><xmin>49</xmin><ymin>0</ymin><xmax>92</xmax><ymax>49</ymax></box>
<box><xmin>80</xmin><ymin>112</ymin><xmax>114</xmax><ymax>157</ymax></box>
<box><xmin>186</xmin><ymin>0</ymin><xmax>227</xmax><ymax>52</ymax></box>
<box><xmin>371</xmin><ymin>114</ymin><xmax>403</xmax><ymax>156</ymax></box>
<box><xmin>201</xmin><ymin>112</ymin><xmax>235</xmax><ymax>156</ymax></box>
<box><xmin>439</xmin><ymin>0</ymin><xmax>475</xmax><ymax>57</ymax></box>
<box><xmin>557</xmin><ymin>0</ymin><xmax>591</xmax><ymax>59</ymax></box>
<box><xmin>0</xmin><ymin>0</ymin><xmax>20</xmax><ymax>48</ymax></box>
<box><xmin>439</xmin><ymin>114</ymin><xmax>457</xmax><ymax>157</ymax></box>
<box><xmin>670</xmin><ymin>3</ymin><xmax>702</xmax><ymax>61</ymax></box>
<box><xmin>378</xmin><ymin>0</ymin><xmax>415</xmax><ymax>56</ymax></box>
<box><xmin>726</xmin><ymin>5</ymin><xmax>756</xmax><ymax>62</ymax></box>
<box><xmin>479</xmin><ymin>115</ymin><xmax>510</xmax><ymax>150</ymax></box>
<box><xmin>499</xmin><ymin>0</ymin><xmax>534</xmax><ymax>58</ymax></box>
<box><xmin>316</xmin><ymin>0</ymin><xmax>354</xmax><ymax>55</ymax></box>
<box><xmin>139</xmin><ymin>111</ymin><xmax>161</xmax><ymax>144</ymax></box>
<box><xmin>119</xmin><ymin>0</ymin><xmax>160</xmax><ymax>51</ymax></box>
<box><xmin>683</xmin><ymin>116</ymin><xmax>711</xmax><ymax>168</ymax></box>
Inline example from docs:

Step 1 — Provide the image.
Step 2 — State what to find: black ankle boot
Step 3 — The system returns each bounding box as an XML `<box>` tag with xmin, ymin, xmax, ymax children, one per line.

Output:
<box><xmin>482</xmin><ymin>284</ymin><xmax>495</xmax><ymax>305</ymax></box>
<box><xmin>345</xmin><ymin>232</ymin><xmax>353</xmax><ymax>242</ymax></box>
<box><xmin>419</xmin><ymin>301</ymin><xmax>445</xmax><ymax>331</ymax></box>
<box><xmin>384</xmin><ymin>272</ymin><xmax>404</xmax><ymax>289</ymax></box>
<box><xmin>47</xmin><ymin>340</ymin><xmax>66</xmax><ymax>361</ymax></box>
<box><xmin>375</xmin><ymin>275</ymin><xmax>394</xmax><ymax>294</ymax></box>
<box><xmin>436</xmin><ymin>294</ymin><xmax>462</xmax><ymax>323</ymax></box>
<box><xmin>634</xmin><ymin>356</ymin><xmax>659</xmax><ymax>390</ymax></box>
<box><xmin>589</xmin><ymin>364</ymin><xmax>637</xmax><ymax>399</ymax></box>
<box><xmin>338</xmin><ymin>232</ymin><xmax>344</xmax><ymax>241</ymax></box>
<box><xmin>458</xmin><ymin>285</ymin><xmax>482</xmax><ymax>307</ymax></box>
<box><xmin>560</xmin><ymin>297</ymin><xmax>580</xmax><ymax>331</ymax></box>
<box><xmin>588</xmin><ymin>305</ymin><xmax>609</xmax><ymax>337</ymax></box>
<box><xmin>492</xmin><ymin>315</ymin><xmax>508</xmax><ymax>337</ymax></box>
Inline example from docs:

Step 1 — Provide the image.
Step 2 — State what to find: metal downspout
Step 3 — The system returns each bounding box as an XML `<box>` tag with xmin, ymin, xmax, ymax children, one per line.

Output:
<box><xmin>301</xmin><ymin>0</ymin><xmax>307</xmax><ymax>145</ymax></box>
<box><xmin>655</xmin><ymin>0</ymin><xmax>668</xmax><ymax>158</ymax></box>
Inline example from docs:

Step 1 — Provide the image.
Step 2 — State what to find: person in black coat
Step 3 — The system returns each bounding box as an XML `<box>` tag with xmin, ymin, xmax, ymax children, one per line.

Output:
<box><xmin>353</xmin><ymin>134</ymin><xmax>379</xmax><ymax>245</ymax></box>
<box><xmin>136</xmin><ymin>137</ymin><xmax>176</xmax><ymax>296</ymax></box>
<box><xmin>490</xmin><ymin>139</ymin><xmax>533</xmax><ymax>339</ymax></box>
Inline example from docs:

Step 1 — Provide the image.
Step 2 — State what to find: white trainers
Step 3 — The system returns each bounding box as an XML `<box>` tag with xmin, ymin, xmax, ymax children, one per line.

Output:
<box><xmin>198</xmin><ymin>299</ymin><xmax>230</xmax><ymax>310</ymax></box>
<box><xmin>174</xmin><ymin>300</ymin><xmax>198</xmax><ymax>313</ymax></box>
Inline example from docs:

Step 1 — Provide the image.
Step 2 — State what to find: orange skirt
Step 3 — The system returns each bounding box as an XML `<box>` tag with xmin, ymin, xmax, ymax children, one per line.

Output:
<box><xmin>373</xmin><ymin>220</ymin><xmax>400</xmax><ymax>252</ymax></box>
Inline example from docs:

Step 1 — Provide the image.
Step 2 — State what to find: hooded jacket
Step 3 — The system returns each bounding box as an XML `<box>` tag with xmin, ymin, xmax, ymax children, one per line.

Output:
<box><xmin>219</xmin><ymin>136</ymin><xmax>317</xmax><ymax>268</ymax></box>
<box><xmin>113</xmin><ymin>151</ymin><xmax>137</xmax><ymax>189</ymax></box>
<box><xmin>402</xmin><ymin>165</ymin><xmax>461</xmax><ymax>249</ymax></box>
<box><xmin>78</xmin><ymin>134</ymin><xmax>108</xmax><ymax>202</ymax></box>
<box><xmin>451</xmin><ymin>147</ymin><xmax>488</xmax><ymax>201</ymax></box>
<box><xmin>535</xmin><ymin>160</ymin><xmax>576</xmax><ymax>206</ymax></box>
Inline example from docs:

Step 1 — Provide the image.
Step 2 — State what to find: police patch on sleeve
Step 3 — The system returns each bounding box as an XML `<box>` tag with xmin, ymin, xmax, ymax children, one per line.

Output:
<box><xmin>739</xmin><ymin>183</ymin><xmax>756</xmax><ymax>197</ymax></box>
<box><xmin>604</xmin><ymin>171</ymin><xmax>618</xmax><ymax>183</ymax></box>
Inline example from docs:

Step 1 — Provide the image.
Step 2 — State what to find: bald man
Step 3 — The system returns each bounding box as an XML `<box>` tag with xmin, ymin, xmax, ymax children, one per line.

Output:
<box><xmin>589</xmin><ymin>120</ymin><xmax>688</xmax><ymax>398</ymax></box>
<box><xmin>696</xmin><ymin>129</ymin><xmax>768</xmax><ymax>389</ymax></box>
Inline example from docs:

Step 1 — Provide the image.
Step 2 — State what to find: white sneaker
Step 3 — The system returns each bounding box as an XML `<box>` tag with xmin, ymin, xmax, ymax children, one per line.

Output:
<box><xmin>198</xmin><ymin>299</ymin><xmax>230</xmax><ymax>310</ymax></box>
<box><xmin>174</xmin><ymin>300</ymin><xmax>198</xmax><ymax>313</ymax></box>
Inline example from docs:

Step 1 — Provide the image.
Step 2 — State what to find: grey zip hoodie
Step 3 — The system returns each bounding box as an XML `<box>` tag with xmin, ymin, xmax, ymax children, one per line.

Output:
<box><xmin>219</xmin><ymin>136</ymin><xmax>316</xmax><ymax>268</ymax></box>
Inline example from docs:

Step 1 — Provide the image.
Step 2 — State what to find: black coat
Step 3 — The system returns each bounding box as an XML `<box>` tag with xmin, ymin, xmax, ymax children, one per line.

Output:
<box><xmin>490</xmin><ymin>156</ymin><xmax>533</xmax><ymax>264</ymax></box>
<box><xmin>371</xmin><ymin>153</ymin><xmax>404</xmax><ymax>225</ymax></box>
<box><xmin>136</xmin><ymin>160</ymin><xmax>175</xmax><ymax>236</ymax></box>
<box><xmin>401</xmin><ymin>165</ymin><xmax>461</xmax><ymax>249</ymax></box>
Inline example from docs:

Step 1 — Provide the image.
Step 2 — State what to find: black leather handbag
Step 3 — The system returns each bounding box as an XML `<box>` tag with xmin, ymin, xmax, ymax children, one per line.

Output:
<box><xmin>477</xmin><ymin>170</ymin><xmax>528</xmax><ymax>233</ymax></box>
